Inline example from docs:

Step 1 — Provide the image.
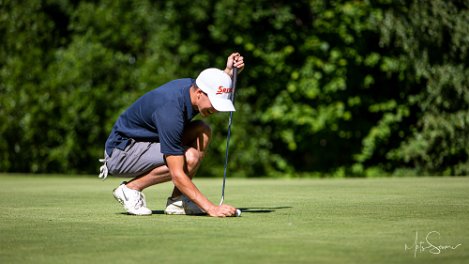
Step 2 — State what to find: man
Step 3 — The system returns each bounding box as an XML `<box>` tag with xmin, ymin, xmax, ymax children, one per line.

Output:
<box><xmin>99</xmin><ymin>53</ymin><xmax>244</xmax><ymax>217</ymax></box>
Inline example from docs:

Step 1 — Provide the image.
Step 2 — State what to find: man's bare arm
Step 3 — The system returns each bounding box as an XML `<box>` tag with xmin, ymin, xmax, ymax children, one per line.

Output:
<box><xmin>165</xmin><ymin>155</ymin><xmax>236</xmax><ymax>217</ymax></box>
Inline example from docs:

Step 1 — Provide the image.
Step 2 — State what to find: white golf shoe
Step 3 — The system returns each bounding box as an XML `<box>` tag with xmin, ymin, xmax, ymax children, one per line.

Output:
<box><xmin>164</xmin><ymin>195</ymin><xmax>206</xmax><ymax>215</ymax></box>
<box><xmin>113</xmin><ymin>182</ymin><xmax>152</xmax><ymax>216</ymax></box>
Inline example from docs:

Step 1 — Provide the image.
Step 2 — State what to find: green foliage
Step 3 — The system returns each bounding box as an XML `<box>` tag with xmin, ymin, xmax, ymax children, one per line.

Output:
<box><xmin>0</xmin><ymin>0</ymin><xmax>467</xmax><ymax>176</ymax></box>
<box><xmin>368</xmin><ymin>0</ymin><xmax>469</xmax><ymax>175</ymax></box>
<box><xmin>1</xmin><ymin>0</ymin><xmax>67</xmax><ymax>172</ymax></box>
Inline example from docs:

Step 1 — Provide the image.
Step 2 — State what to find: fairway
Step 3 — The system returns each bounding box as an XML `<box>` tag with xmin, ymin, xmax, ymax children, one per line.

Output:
<box><xmin>0</xmin><ymin>175</ymin><xmax>468</xmax><ymax>264</ymax></box>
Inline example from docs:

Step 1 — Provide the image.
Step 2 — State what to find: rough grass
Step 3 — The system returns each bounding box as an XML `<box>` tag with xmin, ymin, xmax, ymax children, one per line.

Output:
<box><xmin>0</xmin><ymin>174</ymin><xmax>468</xmax><ymax>264</ymax></box>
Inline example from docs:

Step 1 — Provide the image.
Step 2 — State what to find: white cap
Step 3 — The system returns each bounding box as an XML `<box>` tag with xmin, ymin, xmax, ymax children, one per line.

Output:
<box><xmin>196</xmin><ymin>68</ymin><xmax>235</xmax><ymax>112</ymax></box>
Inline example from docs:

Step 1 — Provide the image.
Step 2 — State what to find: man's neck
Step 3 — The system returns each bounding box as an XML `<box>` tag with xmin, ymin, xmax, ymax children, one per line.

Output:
<box><xmin>189</xmin><ymin>84</ymin><xmax>199</xmax><ymax>111</ymax></box>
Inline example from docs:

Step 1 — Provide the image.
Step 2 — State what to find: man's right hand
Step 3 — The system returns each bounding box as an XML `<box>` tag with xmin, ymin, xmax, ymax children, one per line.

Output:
<box><xmin>206</xmin><ymin>204</ymin><xmax>238</xmax><ymax>217</ymax></box>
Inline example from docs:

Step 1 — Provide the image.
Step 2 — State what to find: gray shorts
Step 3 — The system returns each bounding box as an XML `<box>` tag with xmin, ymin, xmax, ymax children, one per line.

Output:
<box><xmin>105</xmin><ymin>139</ymin><xmax>165</xmax><ymax>178</ymax></box>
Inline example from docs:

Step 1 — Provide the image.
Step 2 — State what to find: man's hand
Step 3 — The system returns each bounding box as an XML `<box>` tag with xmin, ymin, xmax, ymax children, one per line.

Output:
<box><xmin>225</xmin><ymin>52</ymin><xmax>244</xmax><ymax>77</ymax></box>
<box><xmin>206</xmin><ymin>204</ymin><xmax>238</xmax><ymax>217</ymax></box>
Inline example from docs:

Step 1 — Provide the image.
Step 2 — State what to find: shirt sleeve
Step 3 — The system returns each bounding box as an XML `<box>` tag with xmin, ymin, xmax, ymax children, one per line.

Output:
<box><xmin>152</xmin><ymin>104</ymin><xmax>185</xmax><ymax>156</ymax></box>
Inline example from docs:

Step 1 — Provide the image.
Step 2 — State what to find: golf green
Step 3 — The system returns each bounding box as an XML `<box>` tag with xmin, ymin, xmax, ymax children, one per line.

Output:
<box><xmin>0</xmin><ymin>175</ymin><xmax>468</xmax><ymax>263</ymax></box>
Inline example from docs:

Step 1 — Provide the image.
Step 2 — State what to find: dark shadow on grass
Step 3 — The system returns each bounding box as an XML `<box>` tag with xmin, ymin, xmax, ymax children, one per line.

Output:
<box><xmin>238</xmin><ymin>206</ymin><xmax>291</xmax><ymax>214</ymax></box>
<box><xmin>118</xmin><ymin>207</ymin><xmax>291</xmax><ymax>216</ymax></box>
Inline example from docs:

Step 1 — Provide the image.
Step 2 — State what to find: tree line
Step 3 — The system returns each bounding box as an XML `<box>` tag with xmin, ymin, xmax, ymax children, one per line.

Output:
<box><xmin>1</xmin><ymin>0</ymin><xmax>467</xmax><ymax>177</ymax></box>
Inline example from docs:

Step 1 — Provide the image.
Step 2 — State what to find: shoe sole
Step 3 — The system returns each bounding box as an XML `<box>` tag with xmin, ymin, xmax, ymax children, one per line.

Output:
<box><xmin>164</xmin><ymin>211</ymin><xmax>186</xmax><ymax>215</ymax></box>
<box><xmin>164</xmin><ymin>209</ymin><xmax>206</xmax><ymax>216</ymax></box>
<box><xmin>165</xmin><ymin>198</ymin><xmax>206</xmax><ymax>216</ymax></box>
<box><xmin>164</xmin><ymin>205</ymin><xmax>186</xmax><ymax>215</ymax></box>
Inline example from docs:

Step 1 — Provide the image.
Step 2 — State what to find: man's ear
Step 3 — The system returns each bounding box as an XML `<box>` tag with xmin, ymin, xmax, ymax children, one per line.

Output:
<box><xmin>193</xmin><ymin>84</ymin><xmax>202</xmax><ymax>93</ymax></box>
<box><xmin>194</xmin><ymin>86</ymin><xmax>203</xmax><ymax>100</ymax></box>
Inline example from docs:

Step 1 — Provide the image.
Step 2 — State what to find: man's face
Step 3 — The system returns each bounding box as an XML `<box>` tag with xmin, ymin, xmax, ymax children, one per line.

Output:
<box><xmin>196</xmin><ymin>90</ymin><xmax>218</xmax><ymax>117</ymax></box>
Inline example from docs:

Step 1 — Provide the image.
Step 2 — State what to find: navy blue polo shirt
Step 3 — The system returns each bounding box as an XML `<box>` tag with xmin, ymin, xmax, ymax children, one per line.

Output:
<box><xmin>105</xmin><ymin>78</ymin><xmax>198</xmax><ymax>156</ymax></box>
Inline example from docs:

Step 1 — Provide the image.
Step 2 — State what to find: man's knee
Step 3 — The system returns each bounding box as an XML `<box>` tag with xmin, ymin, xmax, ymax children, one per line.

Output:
<box><xmin>185</xmin><ymin>147</ymin><xmax>201</xmax><ymax>169</ymax></box>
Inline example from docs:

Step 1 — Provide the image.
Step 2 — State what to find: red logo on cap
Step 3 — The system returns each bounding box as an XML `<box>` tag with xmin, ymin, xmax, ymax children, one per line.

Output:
<box><xmin>216</xmin><ymin>86</ymin><xmax>233</xmax><ymax>95</ymax></box>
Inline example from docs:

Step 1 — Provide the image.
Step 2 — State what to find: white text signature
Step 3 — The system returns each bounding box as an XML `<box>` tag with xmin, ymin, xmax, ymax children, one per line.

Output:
<box><xmin>405</xmin><ymin>231</ymin><xmax>462</xmax><ymax>258</ymax></box>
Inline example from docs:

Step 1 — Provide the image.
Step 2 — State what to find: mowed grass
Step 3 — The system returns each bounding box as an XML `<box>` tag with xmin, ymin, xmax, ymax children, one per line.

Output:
<box><xmin>0</xmin><ymin>175</ymin><xmax>468</xmax><ymax>264</ymax></box>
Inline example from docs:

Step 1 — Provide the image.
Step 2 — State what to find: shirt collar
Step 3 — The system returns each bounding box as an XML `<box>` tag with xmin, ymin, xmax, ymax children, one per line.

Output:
<box><xmin>184</xmin><ymin>79</ymin><xmax>197</xmax><ymax>119</ymax></box>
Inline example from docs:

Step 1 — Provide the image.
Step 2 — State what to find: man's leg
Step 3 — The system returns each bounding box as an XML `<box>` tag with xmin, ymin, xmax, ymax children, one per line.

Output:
<box><xmin>126</xmin><ymin>120</ymin><xmax>212</xmax><ymax>193</ymax></box>
<box><xmin>170</xmin><ymin>120</ymin><xmax>212</xmax><ymax>197</ymax></box>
